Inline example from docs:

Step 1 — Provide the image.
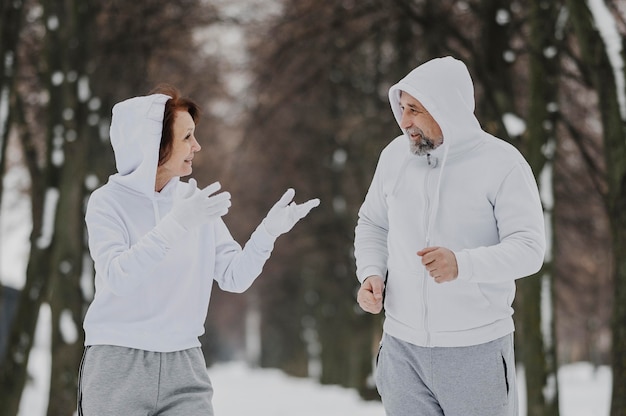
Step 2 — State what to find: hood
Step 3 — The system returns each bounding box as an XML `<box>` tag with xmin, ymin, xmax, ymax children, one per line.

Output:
<box><xmin>388</xmin><ymin>56</ymin><xmax>484</xmax><ymax>158</ymax></box>
<box><xmin>108</xmin><ymin>93</ymin><xmax>171</xmax><ymax>197</ymax></box>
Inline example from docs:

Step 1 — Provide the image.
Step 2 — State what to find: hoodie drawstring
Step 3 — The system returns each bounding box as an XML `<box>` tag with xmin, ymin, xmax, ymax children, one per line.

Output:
<box><xmin>152</xmin><ymin>200</ymin><xmax>161</xmax><ymax>223</ymax></box>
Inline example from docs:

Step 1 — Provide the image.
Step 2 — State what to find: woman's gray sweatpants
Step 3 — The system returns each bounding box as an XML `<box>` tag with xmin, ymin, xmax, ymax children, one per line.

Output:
<box><xmin>77</xmin><ymin>345</ymin><xmax>214</xmax><ymax>416</ymax></box>
<box><xmin>376</xmin><ymin>333</ymin><xmax>518</xmax><ymax>416</ymax></box>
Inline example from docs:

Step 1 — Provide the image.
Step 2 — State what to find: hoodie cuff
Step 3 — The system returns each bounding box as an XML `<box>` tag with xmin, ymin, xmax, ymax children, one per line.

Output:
<box><xmin>250</xmin><ymin>222</ymin><xmax>277</xmax><ymax>252</ymax></box>
<box><xmin>454</xmin><ymin>250</ymin><xmax>474</xmax><ymax>282</ymax></box>
<box><xmin>154</xmin><ymin>214</ymin><xmax>188</xmax><ymax>247</ymax></box>
<box><xmin>358</xmin><ymin>267</ymin><xmax>385</xmax><ymax>284</ymax></box>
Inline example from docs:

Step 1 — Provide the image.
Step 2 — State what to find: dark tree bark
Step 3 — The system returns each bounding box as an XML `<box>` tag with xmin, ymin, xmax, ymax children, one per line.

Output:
<box><xmin>0</xmin><ymin>0</ymin><xmax>25</xmax><ymax>209</ymax></box>
<box><xmin>40</xmin><ymin>0</ymin><xmax>98</xmax><ymax>414</ymax></box>
<box><xmin>517</xmin><ymin>1</ymin><xmax>562</xmax><ymax>415</ymax></box>
<box><xmin>566</xmin><ymin>1</ymin><xmax>626</xmax><ymax>414</ymax></box>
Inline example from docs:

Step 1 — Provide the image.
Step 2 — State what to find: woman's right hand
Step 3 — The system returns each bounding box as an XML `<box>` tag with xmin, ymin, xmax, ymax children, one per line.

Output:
<box><xmin>170</xmin><ymin>178</ymin><xmax>231</xmax><ymax>230</ymax></box>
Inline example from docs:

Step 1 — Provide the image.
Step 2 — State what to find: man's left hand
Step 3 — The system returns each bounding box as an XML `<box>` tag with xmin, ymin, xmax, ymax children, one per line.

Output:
<box><xmin>417</xmin><ymin>246</ymin><xmax>458</xmax><ymax>283</ymax></box>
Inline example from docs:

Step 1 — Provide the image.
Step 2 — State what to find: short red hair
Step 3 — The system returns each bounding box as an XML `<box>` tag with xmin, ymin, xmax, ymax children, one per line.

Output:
<box><xmin>150</xmin><ymin>84</ymin><xmax>200</xmax><ymax>165</ymax></box>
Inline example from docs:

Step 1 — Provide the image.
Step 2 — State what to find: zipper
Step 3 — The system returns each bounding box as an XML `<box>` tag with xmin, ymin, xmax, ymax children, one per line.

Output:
<box><xmin>422</xmin><ymin>162</ymin><xmax>433</xmax><ymax>347</ymax></box>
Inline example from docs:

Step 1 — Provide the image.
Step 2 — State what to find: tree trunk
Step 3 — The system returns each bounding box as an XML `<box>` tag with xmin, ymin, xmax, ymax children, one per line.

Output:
<box><xmin>0</xmin><ymin>0</ymin><xmax>24</xmax><ymax>209</ymax></box>
<box><xmin>0</xmin><ymin>168</ymin><xmax>52</xmax><ymax>416</ymax></box>
<box><xmin>0</xmin><ymin>0</ymin><xmax>25</xmax><ymax>359</ymax></box>
<box><xmin>610</xmin><ymin>171</ymin><xmax>626</xmax><ymax>415</ymax></box>
<box><xmin>41</xmin><ymin>0</ymin><xmax>97</xmax><ymax>414</ymax></box>
<box><xmin>517</xmin><ymin>1</ymin><xmax>561</xmax><ymax>415</ymax></box>
<box><xmin>566</xmin><ymin>1</ymin><xmax>626</xmax><ymax>414</ymax></box>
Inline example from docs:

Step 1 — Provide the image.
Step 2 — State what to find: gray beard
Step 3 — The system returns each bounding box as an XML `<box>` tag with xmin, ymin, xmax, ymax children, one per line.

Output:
<box><xmin>407</xmin><ymin>128</ymin><xmax>437</xmax><ymax>156</ymax></box>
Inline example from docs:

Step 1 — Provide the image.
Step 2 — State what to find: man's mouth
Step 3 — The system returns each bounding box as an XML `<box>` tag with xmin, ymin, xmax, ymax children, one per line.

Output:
<box><xmin>407</xmin><ymin>128</ymin><xmax>423</xmax><ymax>142</ymax></box>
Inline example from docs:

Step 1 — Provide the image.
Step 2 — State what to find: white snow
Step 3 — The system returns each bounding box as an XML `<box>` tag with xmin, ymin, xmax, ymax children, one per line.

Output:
<box><xmin>502</xmin><ymin>112</ymin><xmax>526</xmax><ymax>137</ymax></box>
<box><xmin>244</xmin><ymin>299</ymin><xmax>261</xmax><ymax>365</ymax></box>
<box><xmin>587</xmin><ymin>0</ymin><xmax>626</xmax><ymax>120</ymax></box>
<box><xmin>0</xmin><ymin>144</ymin><xmax>31</xmax><ymax>289</ymax></box>
<box><xmin>539</xmin><ymin>162</ymin><xmax>554</xmax><ymax>209</ymax></box>
<box><xmin>51</xmin><ymin>71</ymin><xmax>63</xmax><ymax>86</ymax></box>
<box><xmin>35</xmin><ymin>188</ymin><xmax>59</xmax><ymax>249</ymax></box>
<box><xmin>0</xmin><ymin>84</ymin><xmax>9</xmax><ymax>143</ymax></box>
<box><xmin>495</xmin><ymin>9</ymin><xmax>510</xmax><ymax>25</ymax></box>
<box><xmin>18</xmin><ymin>327</ymin><xmax>613</xmax><ymax>416</ymax></box>
<box><xmin>210</xmin><ymin>362</ymin><xmax>385</xmax><ymax>416</ymax></box>
<box><xmin>18</xmin><ymin>303</ymin><xmax>51</xmax><ymax>416</ymax></box>
<box><xmin>211</xmin><ymin>360</ymin><xmax>612</xmax><ymax>416</ymax></box>
<box><xmin>332</xmin><ymin>148</ymin><xmax>348</xmax><ymax>167</ymax></box>
<box><xmin>59</xmin><ymin>309</ymin><xmax>78</xmax><ymax>344</ymax></box>
<box><xmin>540</xmin><ymin>273</ymin><xmax>554</xmax><ymax>351</ymax></box>
<box><xmin>46</xmin><ymin>16</ymin><xmax>59</xmax><ymax>31</ymax></box>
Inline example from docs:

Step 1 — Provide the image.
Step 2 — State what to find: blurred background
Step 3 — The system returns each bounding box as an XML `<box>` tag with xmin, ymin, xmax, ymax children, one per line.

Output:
<box><xmin>1</xmin><ymin>0</ymin><xmax>625</xmax><ymax>415</ymax></box>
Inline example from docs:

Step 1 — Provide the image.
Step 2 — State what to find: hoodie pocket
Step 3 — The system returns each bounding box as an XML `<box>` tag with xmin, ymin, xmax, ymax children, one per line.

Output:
<box><xmin>428</xmin><ymin>279</ymin><xmax>493</xmax><ymax>332</ymax></box>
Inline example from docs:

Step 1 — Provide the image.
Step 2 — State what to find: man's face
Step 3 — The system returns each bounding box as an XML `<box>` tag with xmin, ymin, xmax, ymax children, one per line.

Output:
<box><xmin>399</xmin><ymin>92</ymin><xmax>443</xmax><ymax>156</ymax></box>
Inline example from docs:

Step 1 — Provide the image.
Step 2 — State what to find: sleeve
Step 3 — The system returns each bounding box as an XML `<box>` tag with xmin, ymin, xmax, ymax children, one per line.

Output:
<box><xmin>85</xmin><ymin>194</ymin><xmax>188</xmax><ymax>297</ymax></box>
<box><xmin>454</xmin><ymin>161</ymin><xmax>546</xmax><ymax>283</ymax></box>
<box><xmin>354</xmin><ymin>156</ymin><xmax>390</xmax><ymax>283</ymax></box>
<box><xmin>212</xmin><ymin>219</ymin><xmax>276</xmax><ymax>293</ymax></box>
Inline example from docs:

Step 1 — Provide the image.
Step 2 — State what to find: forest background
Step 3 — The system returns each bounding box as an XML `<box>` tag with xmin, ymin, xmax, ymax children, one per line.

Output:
<box><xmin>1</xmin><ymin>0</ymin><xmax>626</xmax><ymax>415</ymax></box>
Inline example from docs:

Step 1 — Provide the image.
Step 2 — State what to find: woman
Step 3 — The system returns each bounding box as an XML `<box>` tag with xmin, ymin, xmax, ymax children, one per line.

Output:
<box><xmin>78</xmin><ymin>85</ymin><xmax>319</xmax><ymax>415</ymax></box>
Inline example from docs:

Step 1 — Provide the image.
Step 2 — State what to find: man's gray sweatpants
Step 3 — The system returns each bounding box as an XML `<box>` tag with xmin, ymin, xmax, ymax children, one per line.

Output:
<box><xmin>77</xmin><ymin>345</ymin><xmax>213</xmax><ymax>416</ymax></box>
<box><xmin>376</xmin><ymin>333</ymin><xmax>518</xmax><ymax>416</ymax></box>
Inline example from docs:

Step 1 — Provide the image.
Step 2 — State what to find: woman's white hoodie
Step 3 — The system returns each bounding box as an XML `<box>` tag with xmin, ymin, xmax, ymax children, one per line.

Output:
<box><xmin>83</xmin><ymin>94</ymin><xmax>276</xmax><ymax>352</ymax></box>
<box><xmin>354</xmin><ymin>57</ymin><xmax>546</xmax><ymax>347</ymax></box>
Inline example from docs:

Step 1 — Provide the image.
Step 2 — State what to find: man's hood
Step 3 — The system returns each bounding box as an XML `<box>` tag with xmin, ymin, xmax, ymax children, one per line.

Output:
<box><xmin>108</xmin><ymin>93</ymin><xmax>171</xmax><ymax>197</ymax></box>
<box><xmin>388</xmin><ymin>56</ymin><xmax>484</xmax><ymax>158</ymax></box>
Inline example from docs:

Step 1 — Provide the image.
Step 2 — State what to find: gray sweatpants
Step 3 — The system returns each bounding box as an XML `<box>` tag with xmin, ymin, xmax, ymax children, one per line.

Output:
<box><xmin>78</xmin><ymin>345</ymin><xmax>214</xmax><ymax>416</ymax></box>
<box><xmin>376</xmin><ymin>333</ymin><xmax>518</xmax><ymax>416</ymax></box>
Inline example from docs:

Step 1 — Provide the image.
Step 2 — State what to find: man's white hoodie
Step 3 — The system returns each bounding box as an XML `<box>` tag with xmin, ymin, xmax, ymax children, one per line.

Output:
<box><xmin>354</xmin><ymin>57</ymin><xmax>546</xmax><ymax>347</ymax></box>
<box><xmin>83</xmin><ymin>93</ymin><xmax>276</xmax><ymax>352</ymax></box>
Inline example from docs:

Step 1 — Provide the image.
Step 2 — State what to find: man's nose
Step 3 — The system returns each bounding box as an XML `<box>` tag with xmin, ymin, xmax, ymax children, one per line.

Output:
<box><xmin>400</xmin><ymin>112</ymin><xmax>412</xmax><ymax>130</ymax></box>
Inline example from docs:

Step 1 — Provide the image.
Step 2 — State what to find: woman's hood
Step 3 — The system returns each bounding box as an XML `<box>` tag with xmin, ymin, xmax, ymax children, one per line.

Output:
<box><xmin>108</xmin><ymin>93</ymin><xmax>171</xmax><ymax>197</ymax></box>
<box><xmin>388</xmin><ymin>56</ymin><xmax>484</xmax><ymax>157</ymax></box>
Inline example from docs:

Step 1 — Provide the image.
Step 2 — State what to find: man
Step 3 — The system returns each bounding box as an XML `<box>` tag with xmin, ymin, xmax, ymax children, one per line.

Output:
<box><xmin>354</xmin><ymin>56</ymin><xmax>545</xmax><ymax>416</ymax></box>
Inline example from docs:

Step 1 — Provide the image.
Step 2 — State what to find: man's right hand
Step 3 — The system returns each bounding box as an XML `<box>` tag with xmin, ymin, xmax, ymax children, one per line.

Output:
<box><xmin>357</xmin><ymin>275</ymin><xmax>385</xmax><ymax>314</ymax></box>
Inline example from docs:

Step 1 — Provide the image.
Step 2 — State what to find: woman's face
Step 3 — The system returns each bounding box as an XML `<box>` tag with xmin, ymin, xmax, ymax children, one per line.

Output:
<box><xmin>156</xmin><ymin>110</ymin><xmax>201</xmax><ymax>186</ymax></box>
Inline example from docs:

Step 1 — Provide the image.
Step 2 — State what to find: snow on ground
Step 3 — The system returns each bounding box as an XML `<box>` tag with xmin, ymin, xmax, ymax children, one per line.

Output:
<box><xmin>210</xmin><ymin>361</ymin><xmax>612</xmax><ymax>416</ymax></box>
<box><xmin>210</xmin><ymin>362</ymin><xmax>384</xmax><ymax>416</ymax></box>
<box><xmin>554</xmin><ymin>363</ymin><xmax>612</xmax><ymax>416</ymax></box>
<box><xmin>18</xmin><ymin>312</ymin><xmax>613</xmax><ymax>416</ymax></box>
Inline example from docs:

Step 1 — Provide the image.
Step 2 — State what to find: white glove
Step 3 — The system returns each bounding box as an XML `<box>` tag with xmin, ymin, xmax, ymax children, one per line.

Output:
<box><xmin>262</xmin><ymin>188</ymin><xmax>320</xmax><ymax>237</ymax></box>
<box><xmin>169</xmin><ymin>178</ymin><xmax>231</xmax><ymax>230</ymax></box>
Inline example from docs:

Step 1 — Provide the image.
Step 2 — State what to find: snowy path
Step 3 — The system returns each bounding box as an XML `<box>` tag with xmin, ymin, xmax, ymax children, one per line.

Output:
<box><xmin>210</xmin><ymin>361</ymin><xmax>611</xmax><ymax>416</ymax></box>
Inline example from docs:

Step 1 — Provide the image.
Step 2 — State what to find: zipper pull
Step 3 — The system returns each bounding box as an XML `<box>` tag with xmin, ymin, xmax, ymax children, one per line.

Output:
<box><xmin>427</xmin><ymin>154</ymin><xmax>438</xmax><ymax>167</ymax></box>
